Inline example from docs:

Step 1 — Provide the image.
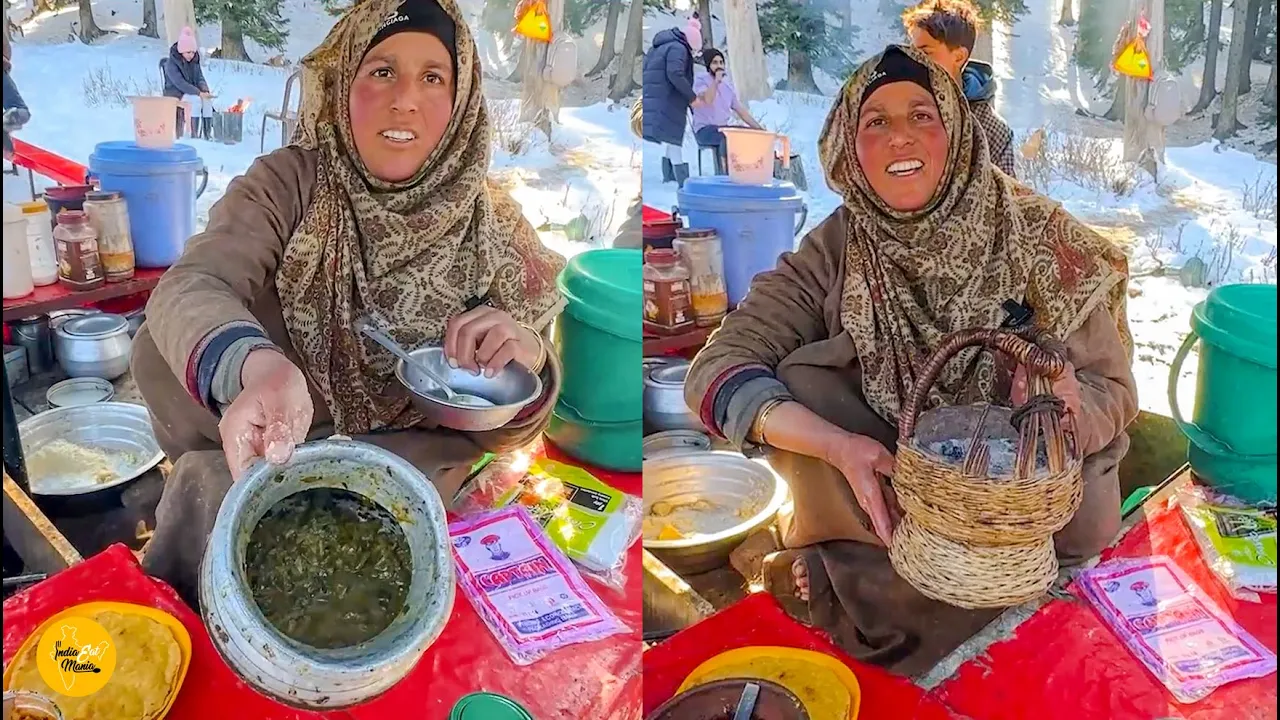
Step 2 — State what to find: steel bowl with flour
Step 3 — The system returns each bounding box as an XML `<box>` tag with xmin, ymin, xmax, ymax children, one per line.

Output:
<box><xmin>643</xmin><ymin>452</ymin><xmax>788</xmax><ymax>575</ymax></box>
<box><xmin>199</xmin><ymin>438</ymin><xmax>454</xmax><ymax>710</ymax></box>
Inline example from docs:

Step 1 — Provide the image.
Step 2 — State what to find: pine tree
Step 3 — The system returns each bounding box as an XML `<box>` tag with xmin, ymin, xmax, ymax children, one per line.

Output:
<box><xmin>1193</xmin><ymin>0</ymin><xmax>1226</xmax><ymax>114</ymax></box>
<box><xmin>195</xmin><ymin>0</ymin><xmax>290</xmax><ymax>61</ymax></box>
<box><xmin>1075</xmin><ymin>0</ymin><xmax>1130</xmax><ymax>118</ymax></box>
<box><xmin>1165</xmin><ymin>0</ymin><xmax>1212</xmax><ymax>73</ymax></box>
<box><xmin>759</xmin><ymin>0</ymin><xmax>858</xmax><ymax>90</ymax></box>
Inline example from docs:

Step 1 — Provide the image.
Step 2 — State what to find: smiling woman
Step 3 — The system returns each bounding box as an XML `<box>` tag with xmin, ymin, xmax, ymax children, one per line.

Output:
<box><xmin>683</xmin><ymin>44</ymin><xmax>1138</xmax><ymax>676</ymax></box>
<box><xmin>130</xmin><ymin>0</ymin><xmax>568</xmax><ymax>607</ymax></box>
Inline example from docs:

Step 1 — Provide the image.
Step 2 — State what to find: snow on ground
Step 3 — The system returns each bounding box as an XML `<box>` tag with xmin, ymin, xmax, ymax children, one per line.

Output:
<box><xmin>6</xmin><ymin>0</ymin><xmax>640</xmax><ymax>260</ymax></box>
<box><xmin>642</xmin><ymin>0</ymin><xmax>1278</xmax><ymax>418</ymax></box>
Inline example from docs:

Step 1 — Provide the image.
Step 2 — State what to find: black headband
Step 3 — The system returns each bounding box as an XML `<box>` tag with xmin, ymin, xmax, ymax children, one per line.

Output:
<box><xmin>366</xmin><ymin>0</ymin><xmax>457</xmax><ymax>62</ymax></box>
<box><xmin>862</xmin><ymin>45</ymin><xmax>933</xmax><ymax>104</ymax></box>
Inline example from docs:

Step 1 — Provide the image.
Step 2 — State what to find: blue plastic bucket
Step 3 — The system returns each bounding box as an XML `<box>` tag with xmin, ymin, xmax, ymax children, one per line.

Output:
<box><xmin>676</xmin><ymin>177</ymin><xmax>807</xmax><ymax>306</ymax></box>
<box><xmin>88</xmin><ymin>141</ymin><xmax>208</xmax><ymax>268</ymax></box>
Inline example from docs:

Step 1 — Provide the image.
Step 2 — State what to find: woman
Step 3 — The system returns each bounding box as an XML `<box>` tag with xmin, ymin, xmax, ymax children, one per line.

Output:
<box><xmin>162</xmin><ymin>27</ymin><xmax>215</xmax><ymax>140</ymax></box>
<box><xmin>685</xmin><ymin>46</ymin><xmax>1136</xmax><ymax>676</ymax></box>
<box><xmin>691</xmin><ymin>48</ymin><xmax>764</xmax><ymax>175</ymax></box>
<box><xmin>134</xmin><ymin>0</ymin><xmax>567</xmax><ymax>606</ymax></box>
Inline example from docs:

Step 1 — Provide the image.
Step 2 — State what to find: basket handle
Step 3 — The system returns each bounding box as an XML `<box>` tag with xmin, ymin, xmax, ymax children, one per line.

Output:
<box><xmin>898</xmin><ymin>327</ymin><xmax>1067</xmax><ymax>440</ymax></box>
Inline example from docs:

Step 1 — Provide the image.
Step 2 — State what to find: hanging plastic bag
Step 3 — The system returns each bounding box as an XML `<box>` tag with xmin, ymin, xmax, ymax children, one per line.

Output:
<box><xmin>455</xmin><ymin>440</ymin><xmax>642</xmax><ymax>591</ymax></box>
<box><xmin>1177</xmin><ymin>485</ymin><xmax>1276</xmax><ymax>602</ymax></box>
<box><xmin>1114</xmin><ymin>36</ymin><xmax>1153</xmax><ymax>80</ymax></box>
<box><xmin>515</xmin><ymin>0</ymin><xmax>552</xmax><ymax>43</ymax></box>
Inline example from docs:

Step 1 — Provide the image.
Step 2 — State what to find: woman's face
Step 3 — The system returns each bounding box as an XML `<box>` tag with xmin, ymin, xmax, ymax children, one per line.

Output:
<box><xmin>181</xmin><ymin>51</ymin><xmax>196</xmax><ymax>62</ymax></box>
<box><xmin>349</xmin><ymin>31</ymin><xmax>455</xmax><ymax>183</ymax></box>
<box><xmin>854</xmin><ymin>81</ymin><xmax>949</xmax><ymax>212</ymax></box>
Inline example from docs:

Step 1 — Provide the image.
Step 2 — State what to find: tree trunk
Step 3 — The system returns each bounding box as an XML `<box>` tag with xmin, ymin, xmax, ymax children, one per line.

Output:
<box><xmin>76</xmin><ymin>0</ymin><xmax>102</xmax><ymax>44</ymax></box>
<box><xmin>1266</xmin><ymin>48</ymin><xmax>1277</xmax><ymax>101</ymax></box>
<box><xmin>1256</xmin><ymin>0</ymin><xmax>1273</xmax><ymax>59</ymax></box>
<box><xmin>1216</xmin><ymin>0</ymin><xmax>1250</xmax><ymax>139</ymax></box>
<box><xmin>140</xmin><ymin>0</ymin><xmax>159</xmax><ymax>39</ymax></box>
<box><xmin>1239</xmin><ymin>0</ymin><xmax>1260</xmax><ymax>94</ymax></box>
<box><xmin>1190</xmin><ymin>0</ymin><xmax>1205</xmax><ymax>45</ymax></box>
<box><xmin>520</xmin><ymin>0</ymin><xmax>563</xmax><ymax>138</ymax></box>
<box><xmin>785</xmin><ymin>0</ymin><xmax>820</xmax><ymax>93</ymax></box>
<box><xmin>1192</xmin><ymin>0</ymin><xmax>1224</xmax><ymax>114</ymax></box>
<box><xmin>724</xmin><ymin>0</ymin><xmax>771</xmax><ymax>102</ymax></box>
<box><xmin>162</xmin><ymin>0</ymin><xmax>196</xmax><ymax>46</ymax></box>
<box><xmin>506</xmin><ymin>40</ymin><xmax>527</xmax><ymax>82</ymax></box>
<box><xmin>972</xmin><ymin>26</ymin><xmax>994</xmax><ymax>63</ymax></box>
<box><xmin>586</xmin><ymin>0</ymin><xmax>622</xmax><ymax>78</ymax></box>
<box><xmin>608</xmin><ymin>0</ymin><xmax>642</xmax><ymax>102</ymax></box>
<box><xmin>220</xmin><ymin>12</ymin><xmax>252</xmax><ymax>62</ymax></box>
<box><xmin>1104</xmin><ymin>79</ymin><xmax>1127</xmax><ymax>120</ymax></box>
<box><xmin>1059</xmin><ymin>0</ymin><xmax>1075</xmax><ymax>26</ymax></box>
<box><xmin>699</xmin><ymin>0</ymin><xmax>713</xmax><ymax>48</ymax></box>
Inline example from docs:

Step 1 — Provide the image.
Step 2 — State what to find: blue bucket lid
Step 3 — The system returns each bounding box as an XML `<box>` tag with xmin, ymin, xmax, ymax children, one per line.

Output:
<box><xmin>89</xmin><ymin>141</ymin><xmax>204</xmax><ymax>172</ymax></box>
<box><xmin>556</xmin><ymin>249</ymin><xmax>642</xmax><ymax>343</ymax></box>
<box><xmin>678</xmin><ymin>176</ymin><xmax>804</xmax><ymax>211</ymax></box>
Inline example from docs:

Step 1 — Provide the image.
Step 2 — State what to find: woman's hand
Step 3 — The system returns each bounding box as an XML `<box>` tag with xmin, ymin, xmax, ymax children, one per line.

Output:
<box><xmin>1012</xmin><ymin>361</ymin><xmax>1083</xmax><ymax>418</ymax></box>
<box><xmin>219</xmin><ymin>348</ymin><xmax>313</xmax><ymax>479</ymax></box>
<box><xmin>822</xmin><ymin>433</ymin><xmax>897</xmax><ymax>546</ymax></box>
<box><xmin>443</xmin><ymin>306</ymin><xmax>541</xmax><ymax>377</ymax></box>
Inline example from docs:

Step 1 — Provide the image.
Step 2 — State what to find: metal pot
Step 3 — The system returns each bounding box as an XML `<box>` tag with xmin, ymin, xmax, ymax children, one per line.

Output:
<box><xmin>199</xmin><ymin>438</ymin><xmax>455</xmax><ymax>710</ymax></box>
<box><xmin>46</xmin><ymin>307</ymin><xmax>101</xmax><ymax>331</ymax></box>
<box><xmin>643</xmin><ymin>430</ymin><xmax>711</xmax><ymax>460</ymax></box>
<box><xmin>643</xmin><ymin>451</ymin><xmax>789</xmax><ymax>575</ymax></box>
<box><xmin>123</xmin><ymin>308</ymin><xmax>145</xmax><ymax>338</ymax></box>
<box><xmin>643</xmin><ymin>360</ymin><xmax>703</xmax><ymax>432</ymax></box>
<box><xmin>53</xmin><ymin>314</ymin><xmax>132</xmax><ymax>380</ymax></box>
<box><xmin>12</xmin><ymin>315</ymin><xmax>54</xmax><ymax>375</ymax></box>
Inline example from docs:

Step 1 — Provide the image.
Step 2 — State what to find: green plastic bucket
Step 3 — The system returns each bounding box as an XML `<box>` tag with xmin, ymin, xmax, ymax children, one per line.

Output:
<box><xmin>554</xmin><ymin>249</ymin><xmax>643</xmax><ymax>424</ymax></box>
<box><xmin>1168</xmin><ymin>283</ymin><xmax>1277</xmax><ymax>504</ymax></box>
<box><xmin>545</xmin><ymin>399</ymin><xmax>643</xmax><ymax>472</ymax></box>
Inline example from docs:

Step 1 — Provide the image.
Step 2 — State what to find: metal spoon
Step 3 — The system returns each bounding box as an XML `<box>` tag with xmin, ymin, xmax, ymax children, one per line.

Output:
<box><xmin>732</xmin><ymin>682</ymin><xmax>761</xmax><ymax>720</ymax></box>
<box><xmin>356</xmin><ymin>320</ymin><xmax>493</xmax><ymax>407</ymax></box>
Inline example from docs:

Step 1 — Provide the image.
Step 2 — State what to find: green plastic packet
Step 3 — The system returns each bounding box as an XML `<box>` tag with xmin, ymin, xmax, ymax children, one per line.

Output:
<box><xmin>1178</xmin><ymin>485</ymin><xmax>1277</xmax><ymax>601</ymax></box>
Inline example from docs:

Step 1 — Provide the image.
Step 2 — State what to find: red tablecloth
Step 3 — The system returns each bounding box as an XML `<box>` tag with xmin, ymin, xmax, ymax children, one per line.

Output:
<box><xmin>641</xmin><ymin>592</ymin><xmax>959</xmax><ymax>718</ymax></box>
<box><xmin>3</xmin><ymin>445</ymin><xmax>642</xmax><ymax>719</ymax></box>
<box><xmin>933</xmin><ymin>499</ymin><xmax>1277</xmax><ymax>720</ymax></box>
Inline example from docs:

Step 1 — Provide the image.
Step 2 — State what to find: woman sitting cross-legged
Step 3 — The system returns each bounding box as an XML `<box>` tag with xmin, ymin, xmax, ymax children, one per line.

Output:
<box><xmin>133</xmin><ymin>0</ymin><xmax>566</xmax><ymax>607</ymax></box>
<box><xmin>684</xmin><ymin>45</ymin><xmax>1137</xmax><ymax>676</ymax></box>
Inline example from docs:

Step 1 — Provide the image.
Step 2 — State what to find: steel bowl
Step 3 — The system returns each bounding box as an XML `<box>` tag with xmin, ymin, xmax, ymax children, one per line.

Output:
<box><xmin>18</xmin><ymin>402</ymin><xmax>163</xmax><ymax>497</ymax></box>
<box><xmin>642</xmin><ymin>430</ymin><xmax>712</xmax><ymax>460</ymax></box>
<box><xmin>199</xmin><ymin>438</ymin><xmax>455</xmax><ymax>710</ymax></box>
<box><xmin>53</xmin><ymin>314</ymin><xmax>132</xmax><ymax>380</ymax></box>
<box><xmin>644</xmin><ymin>360</ymin><xmax>704</xmax><ymax>433</ymax></box>
<box><xmin>643</xmin><ymin>451</ymin><xmax>789</xmax><ymax>575</ymax></box>
<box><xmin>3</xmin><ymin>691</ymin><xmax>64</xmax><ymax>720</ymax></box>
<box><xmin>393</xmin><ymin>346</ymin><xmax>543</xmax><ymax>432</ymax></box>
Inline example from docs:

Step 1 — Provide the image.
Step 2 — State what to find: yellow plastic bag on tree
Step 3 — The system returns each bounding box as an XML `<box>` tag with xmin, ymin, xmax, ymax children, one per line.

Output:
<box><xmin>515</xmin><ymin>0</ymin><xmax>552</xmax><ymax>43</ymax></box>
<box><xmin>1113</xmin><ymin>36</ymin><xmax>1153</xmax><ymax>80</ymax></box>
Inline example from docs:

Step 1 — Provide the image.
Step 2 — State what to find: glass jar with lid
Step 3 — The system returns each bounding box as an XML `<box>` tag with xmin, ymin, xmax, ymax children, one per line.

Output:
<box><xmin>53</xmin><ymin>210</ymin><xmax>104</xmax><ymax>291</ymax></box>
<box><xmin>83</xmin><ymin>190</ymin><xmax>134</xmax><ymax>282</ymax></box>
<box><xmin>672</xmin><ymin>227</ymin><xmax>728</xmax><ymax>328</ymax></box>
<box><xmin>643</xmin><ymin>248</ymin><xmax>695</xmax><ymax>335</ymax></box>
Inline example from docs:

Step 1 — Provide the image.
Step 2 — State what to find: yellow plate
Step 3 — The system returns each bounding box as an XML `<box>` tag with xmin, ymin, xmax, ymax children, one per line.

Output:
<box><xmin>3</xmin><ymin>601</ymin><xmax>193</xmax><ymax>720</ymax></box>
<box><xmin>677</xmin><ymin>645</ymin><xmax>862</xmax><ymax>720</ymax></box>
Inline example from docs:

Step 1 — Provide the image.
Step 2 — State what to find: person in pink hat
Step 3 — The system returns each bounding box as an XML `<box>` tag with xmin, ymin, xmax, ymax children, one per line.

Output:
<box><xmin>162</xmin><ymin>26</ymin><xmax>216</xmax><ymax>140</ymax></box>
<box><xmin>684</xmin><ymin>12</ymin><xmax>703</xmax><ymax>57</ymax></box>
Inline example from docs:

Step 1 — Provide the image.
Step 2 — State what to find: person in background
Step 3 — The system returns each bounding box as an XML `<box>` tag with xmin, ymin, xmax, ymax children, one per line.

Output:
<box><xmin>133</xmin><ymin>0</ymin><xmax>565</xmax><ymax>607</ymax></box>
<box><xmin>613</xmin><ymin>99</ymin><xmax>643</xmax><ymax>249</ymax></box>
<box><xmin>642</xmin><ymin>26</ymin><xmax>696</xmax><ymax>187</ymax></box>
<box><xmin>2</xmin><ymin>33</ymin><xmax>29</xmax><ymax>160</ymax></box>
<box><xmin>685</xmin><ymin>11</ymin><xmax>703</xmax><ymax>58</ymax></box>
<box><xmin>902</xmin><ymin>0</ymin><xmax>1016</xmax><ymax>177</ymax></box>
<box><xmin>163</xmin><ymin>26</ymin><xmax>215</xmax><ymax>141</ymax></box>
<box><xmin>691</xmin><ymin>48</ymin><xmax>764</xmax><ymax>175</ymax></box>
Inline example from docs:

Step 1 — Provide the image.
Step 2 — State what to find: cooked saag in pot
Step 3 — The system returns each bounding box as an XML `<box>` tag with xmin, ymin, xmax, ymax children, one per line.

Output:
<box><xmin>245</xmin><ymin>487</ymin><xmax>412</xmax><ymax>649</ymax></box>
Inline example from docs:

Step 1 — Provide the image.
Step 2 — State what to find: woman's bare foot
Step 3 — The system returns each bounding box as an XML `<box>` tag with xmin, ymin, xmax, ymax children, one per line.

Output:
<box><xmin>793</xmin><ymin>555</ymin><xmax>809</xmax><ymax>602</ymax></box>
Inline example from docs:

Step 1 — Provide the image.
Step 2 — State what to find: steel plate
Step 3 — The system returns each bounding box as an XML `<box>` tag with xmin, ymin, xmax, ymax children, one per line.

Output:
<box><xmin>18</xmin><ymin>402</ymin><xmax>164</xmax><ymax>496</ymax></box>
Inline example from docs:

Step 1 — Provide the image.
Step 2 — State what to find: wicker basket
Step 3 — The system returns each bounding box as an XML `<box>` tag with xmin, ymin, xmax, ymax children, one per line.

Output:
<box><xmin>888</xmin><ymin>328</ymin><xmax>1084</xmax><ymax>609</ymax></box>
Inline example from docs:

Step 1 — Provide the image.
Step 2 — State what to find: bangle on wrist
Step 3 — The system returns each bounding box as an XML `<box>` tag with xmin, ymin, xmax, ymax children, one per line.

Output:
<box><xmin>752</xmin><ymin>398</ymin><xmax>786</xmax><ymax>446</ymax></box>
<box><xmin>519</xmin><ymin>322</ymin><xmax>547</xmax><ymax>374</ymax></box>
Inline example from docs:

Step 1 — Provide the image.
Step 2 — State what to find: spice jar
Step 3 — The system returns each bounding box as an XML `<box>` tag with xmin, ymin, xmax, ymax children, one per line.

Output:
<box><xmin>20</xmin><ymin>201</ymin><xmax>58</xmax><ymax>286</ymax></box>
<box><xmin>672</xmin><ymin>228</ymin><xmax>728</xmax><ymax>328</ymax></box>
<box><xmin>83</xmin><ymin>190</ymin><xmax>135</xmax><ymax>282</ymax></box>
<box><xmin>643</xmin><ymin>248</ymin><xmax>695</xmax><ymax>335</ymax></box>
<box><xmin>53</xmin><ymin>210</ymin><xmax>104</xmax><ymax>291</ymax></box>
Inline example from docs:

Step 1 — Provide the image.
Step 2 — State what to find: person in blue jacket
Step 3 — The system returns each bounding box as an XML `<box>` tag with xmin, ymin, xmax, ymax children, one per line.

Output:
<box><xmin>2</xmin><ymin>36</ymin><xmax>30</xmax><ymax>159</ymax></box>
<box><xmin>642</xmin><ymin>27</ymin><xmax>696</xmax><ymax>187</ymax></box>
<box><xmin>162</xmin><ymin>26</ymin><xmax>216</xmax><ymax>140</ymax></box>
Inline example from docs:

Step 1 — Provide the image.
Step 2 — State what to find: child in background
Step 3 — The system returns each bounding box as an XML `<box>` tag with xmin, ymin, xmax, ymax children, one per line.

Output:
<box><xmin>902</xmin><ymin>0</ymin><xmax>1017</xmax><ymax>177</ymax></box>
